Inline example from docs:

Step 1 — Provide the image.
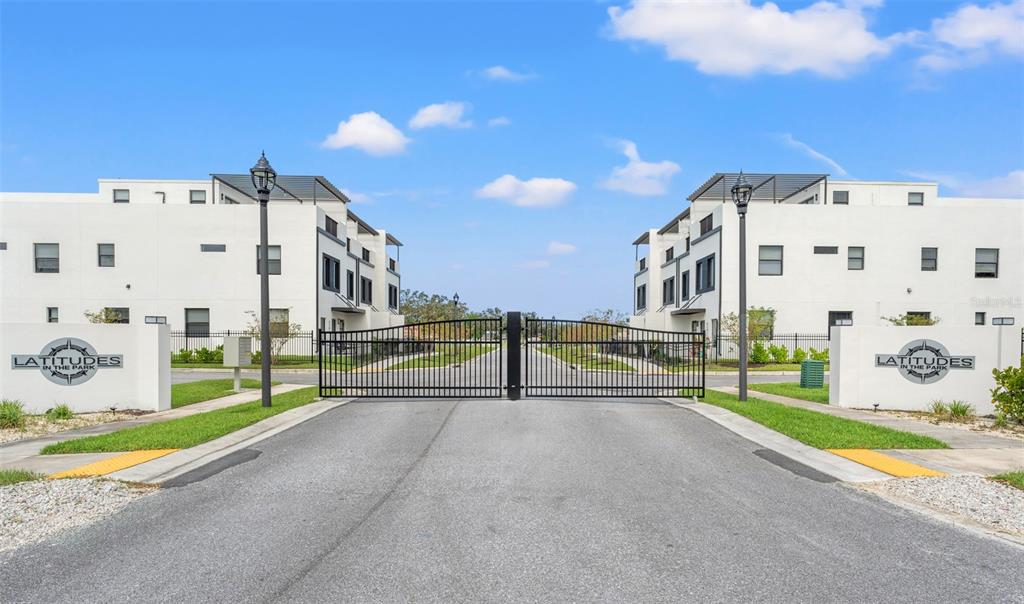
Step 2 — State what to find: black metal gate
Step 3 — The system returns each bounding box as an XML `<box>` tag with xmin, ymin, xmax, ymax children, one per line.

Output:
<box><xmin>319</xmin><ymin>319</ymin><xmax>503</xmax><ymax>398</ymax></box>
<box><xmin>319</xmin><ymin>313</ymin><xmax>703</xmax><ymax>399</ymax></box>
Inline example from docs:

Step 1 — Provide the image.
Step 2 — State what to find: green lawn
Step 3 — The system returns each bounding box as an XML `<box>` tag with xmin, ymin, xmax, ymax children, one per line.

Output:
<box><xmin>42</xmin><ymin>387</ymin><xmax>319</xmax><ymax>454</ymax></box>
<box><xmin>698</xmin><ymin>390</ymin><xmax>948</xmax><ymax>450</ymax></box>
<box><xmin>171</xmin><ymin>379</ymin><xmax>281</xmax><ymax>408</ymax></box>
<box><xmin>0</xmin><ymin>469</ymin><xmax>45</xmax><ymax>487</ymax></box>
<box><xmin>538</xmin><ymin>346</ymin><xmax>635</xmax><ymax>371</ymax></box>
<box><xmin>993</xmin><ymin>470</ymin><xmax>1024</xmax><ymax>491</ymax></box>
<box><xmin>748</xmin><ymin>382</ymin><xmax>829</xmax><ymax>404</ymax></box>
<box><xmin>389</xmin><ymin>344</ymin><xmax>497</xmax><ymax>370</ymax></box>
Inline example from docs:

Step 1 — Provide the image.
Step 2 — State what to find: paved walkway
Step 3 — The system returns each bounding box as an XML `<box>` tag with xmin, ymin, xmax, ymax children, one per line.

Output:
<box><xmin>0</xmin><ymin>384</ymin><xmax>308</xmax><ymax>474</ymax></box>
<box><xmin>712</xmin><ymin>386</ymin><xmax>1023</xmax><ymax>475</ymax></box>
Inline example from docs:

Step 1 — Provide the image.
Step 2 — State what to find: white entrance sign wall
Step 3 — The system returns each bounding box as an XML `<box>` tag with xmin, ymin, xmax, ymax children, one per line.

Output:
<box><xmin>829</xmin><ymin>325</ymin><xmax>1019</xmax><ymax>414</ymax></box>
<box><xmin>1</xmin><ymin>323</ymin><xmax>170</xmax><ymax>413</ymax></box>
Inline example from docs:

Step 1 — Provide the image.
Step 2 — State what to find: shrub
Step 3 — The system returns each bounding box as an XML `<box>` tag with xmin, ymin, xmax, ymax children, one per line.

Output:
<box><xmin>993</xmin><ymin>413</ymin><xmax>1009</xmax><ymax>429</ymax></box>
<box><xmin>792</xmin><ymin>347</ymin><xmax>808</xmax><ymax>364</ymax></box>
<box><xmin>46</xmin><ymin>403</ymin><xmax>75</xmax><ymax>421</ymax></box>
<box><xmin>195</xmin><ymin>347</ymin><xmax>217</xmax><ymax>363</ymax></box>
<box><xmin>176</xmin><ymin>349</ymin><xmax>195</xmax><ymax>363</ymax></box>
<box><xmin>251</xmin><ymin>351</ymin><xmax>261</xmax><ymax>365</ymax></box>
<box><xmin>928</xmin><ymin>400</ymin><xmax>948</xmax><ymax>416</ymax></box>
<box><xmin>0</xmin><ymin>400</ymin><xmax>26</xmax><ymax>430</ymax></box>
<box><xmin>991</xmin><ymin>365</ymin><xmax>1024</xmax><ymax>423</ymax></box>
<box><xmin>947</xmin><ymin>400</ymin><xmax>975</xmax><ymax>421</ymax></box>
<box><xmin>749</xmin><ymin>342</ymin><xmax>771</xmax><ymax>364</ymax></box>
<box><xmin>809</xmin><ymin>347</ymin><xmax>829</xmax><ymax>362</ymax></box>
<box><xmin>768</xmin><ymin>344</ymin><xmax>789</xmax><ymax>364</ymax></box>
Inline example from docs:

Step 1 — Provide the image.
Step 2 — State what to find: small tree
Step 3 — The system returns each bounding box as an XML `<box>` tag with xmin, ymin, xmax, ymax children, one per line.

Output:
<box><xmin>882</xmin><ymin>313</ymin><xmax>940</xmax><ymax>326</ymax></box>
<box><xmin>720</xmin><ymin>306</ymin><xmax>776</xmax><ymax>359</ymax></box>
<box><xmin>245</xmin><ymin>310</ymin><xmax>303</xmax><ymax>364</ymax></box>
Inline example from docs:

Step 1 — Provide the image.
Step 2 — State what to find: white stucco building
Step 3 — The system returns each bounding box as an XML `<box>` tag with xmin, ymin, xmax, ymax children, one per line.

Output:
<box><xmin>0</xmin><ymin>174</ymin><xmax>404</xmax><ymax>333</ymax></box>
<box><xmin>630</xmin><ymin>173</ymin><xmax>1023</xmax><ymax>337</ymax></box>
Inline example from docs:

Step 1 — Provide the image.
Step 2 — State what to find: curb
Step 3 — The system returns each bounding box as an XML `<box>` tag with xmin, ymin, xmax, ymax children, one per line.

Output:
<box><xmin>661</xmin><ymin>397</ymin><xmax>891</xmax><ymax>483</ymax></box>
<box><xmin>108</xmin><ymin>397</ymin><xmax>355</xmax><ymax>485</ymax></box>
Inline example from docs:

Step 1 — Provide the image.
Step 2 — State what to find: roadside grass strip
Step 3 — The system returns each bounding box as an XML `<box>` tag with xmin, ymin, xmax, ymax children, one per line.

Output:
<box><xmin>389</xmin><ymin>344</ymin><xmax>496</xmax><ymax>370</ymax></box>
<box><xmin>748</xmin><ymin>382</ymin><xmax>829</xmax><ymax>404</ymax></box>
<box><xmin>0</xmin><ymin>469</ymin><xmax>45</xmax><ymax>487</ymax></box>
<box><xmin>172</xmin><ymin>379</ymin><xmax>282</xmax><ymax>408</ymax></box>
<box><xmin>826</xmin><ymin>449</ymin><xmax>946</xmax><ymax>478</ymax></box>
<box><xmin>699</xmin><ymin>390</ymin><xmax>949</xmax><ymax>450</ymax></box>
<box><xmin>538</xmin><ymin>346</ymin><xmax>635</xmax><ymax>372</ymax></box>
<box><xmin>992</xmin><ymin>470</ymin><xmax>1024</xmax><ymax>491</ymax></box>
<box><xmin>49</xmin><ymin>450</ymin><xmax>179</xmax><ymax>478</ymax></box>
<box><xmin>41</xmin><ymin>387</ymin><xmax>319</xmax><ymax>455</ymax></box>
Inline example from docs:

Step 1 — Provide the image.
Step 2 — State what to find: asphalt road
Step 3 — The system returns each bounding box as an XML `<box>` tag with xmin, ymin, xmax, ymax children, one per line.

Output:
<box><xmin>3</xmin><ymin>398</ymin><xmax>1021</xmax><ymax>603</ymax></box>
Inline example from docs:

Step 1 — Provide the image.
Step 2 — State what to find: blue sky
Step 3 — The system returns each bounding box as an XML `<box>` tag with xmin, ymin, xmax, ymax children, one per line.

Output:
<box><xmin>2</xmin><ymin>1</ymin><xmax>1022</xmax><ymax>317</ymax></box>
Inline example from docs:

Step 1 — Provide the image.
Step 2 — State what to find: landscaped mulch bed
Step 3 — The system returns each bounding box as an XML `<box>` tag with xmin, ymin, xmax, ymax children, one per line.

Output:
<box><xmin>0</xmin><ymin>411</ymin><xmax>149</xmax><ymax>446</ymax></box>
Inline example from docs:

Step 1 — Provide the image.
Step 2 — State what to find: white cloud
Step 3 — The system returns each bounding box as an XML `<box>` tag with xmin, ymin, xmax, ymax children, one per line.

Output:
<box><xmin>547</xmin><ymin>241</ymin><xmax>577</xmax><ymax>255</ymax></box>
<box><xmin>320</xmin><ymin>112</ymin><xmax>410</xmax><ymax>156</ymax></box>
<box><xmin>475</xmin><ymin>174</ymin><xmax>577</xmax><ymax>208</ymax></box>
<box><xmin>481</xmin><ymin>65</ymin><xmax>535</xmax><ymax>81</ymax></box>
<box><xmin>340</xmin><ymin>189</ymin><xmax>373</xmax><ymax>204</ymax></box>
<box><xmin>606</xmin><ymin>0</ymin><xmax>894</xmax><ymax>77</ymax></box>
<box><xmin>409</xmin><ymin>101</ymin><xmax>473</xmax><ymax>130</ymax></box>
<box><xmin>918</xmin><ymin>0</ymin><xmax>1024</xmax><ymax>71</ymax></box>
<box><xmin>488</xmin><ymin>116</ymin><xmax>511</xmax><ymax>127</ymax></box>
<box><xmin>902</xmin><ymin>169</ymin><xmax>1024</xmax><ymax>198</ymax></box>
<box><xmin>518</xmin><ymin>260</ymin><xmax>551</xmax><ymax>270</ymax></box>
<box><xmin>600</xmin><ymin>140</ymin><xmax>680</xmax><ymax>196</ymax></box>
<box><xmin>780</xmin><ymin>133</ymin><xmax>850</xmax><ymax>177</ymax></box>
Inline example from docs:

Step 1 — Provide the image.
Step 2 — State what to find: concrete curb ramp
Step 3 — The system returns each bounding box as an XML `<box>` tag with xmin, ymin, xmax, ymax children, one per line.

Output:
<box><xmin>662</xmin><ymin>397</ymin><xmax>891</xmax><ymax>483</ymax></box>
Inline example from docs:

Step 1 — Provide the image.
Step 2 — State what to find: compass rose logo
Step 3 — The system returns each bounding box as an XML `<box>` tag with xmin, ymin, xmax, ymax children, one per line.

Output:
<box><xmin>11</xmin><ymin>338</ymin><xmax>123</xmax><ymax>386</ymax></box>
<box><xmin>874</xmin><ymin>339</ymin><xmax>974</xmax><ymax>384</ymax></box>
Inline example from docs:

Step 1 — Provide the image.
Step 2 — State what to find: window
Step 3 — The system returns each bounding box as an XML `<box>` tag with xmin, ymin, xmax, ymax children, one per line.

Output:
<box><xmin>813</xmin><ymin>246</ymin><xmax>838</xmax><ymax>255</ymax></box>
<box><xmin>98</xmin><ymin>243</ymin><xmax>115</xmax><ymax>267</ymax></box>
<box><xmin>361</xmin><ymin>248</ymin><xmax>371</xmax><ymax>263</ymax></box>
<box><xmin>662</xmin><ymin>277</ymin><xmax>675</xmax><ymax>305</ymax></box>
<box><xmin>828</xmin><ymin>311</ymin><xmax>853</xmax><ymax>330</ymax></box>
<box><xmin>921</xmin><ymin>247</ymin><xmax>937</xmax><ymax>271</ymax></box>
<box><xmin>0</xmin><ymin>242</ymin><xmax>7</xmax><ymax>250</ymax></box>
<box><xmin>975</xmin><ymin>312</ymin><xmax>986</xmax><ymax>325</ymax></box>
<box><xmin>112</xmin><ymin>189</ymin><xmax>130</xmax><ymax>203</ymax></box>
<box><xmin>758</xmin><ymin>245</ymin><xmax>783</xmax><ymax>276</ymax></box>
<box><xmin>256</xmin><ymin>245</ymin><xmax>281</xmax><ymax>275</ymax></box>
<box><xmin>346</xmin><ymin>270</ymin><xmax>355</xmax><ymax>299</ymax></box>
<box><xmin>325</xmin><ymin>216</ymin><xmax>338</xmax><ymax>237</ymax></box>
<box><xmin>189</xmin><ymin>190</ymin><xmax>206</xmax><ymax>204</ymax></box>
<box><xmin>388</xmin><ymin>284</ymin><xmax>399</xmax><ymax>309</ymax></box>
<box><xmin>360</xmin><ymin>277</ymin><xmax>373</xmax><ymax>305</ymax></box>
<box><xmin>636</xmin><ymin>284</ymin><xmax>647</xmax><ymax>310</ymax></box>
<box><xmin>638</xmin><ymin>258</ymin><xmax>647</xmax><ymax>271</ymax></box>
<box><xmin>47</xmin><ymin>307</ymin><xmax>59</xmax><ymax>323</ymax></box>
<box><xmin>696</xmin><ymin>254</ymin><xmax>715</xmax><ymax>293</ymax></box>
<box><xmin>665</xmin><ymin>248</ymin><xmax>674</xmax><ymax>263</ymax></box>
<box><xmin>185</xmin><ymin>308</ymin><xmax>210</xmax><ymax>336</ymax></box>
<box><xmin>832</xmin><ymin>190</ymin><xmax>849</xmax><ymax>205</ymax></box>
<box><xmin>908</xmin><ymin>192</ymin><xmax>924</xmax><ymax>206</ymax></box>
<box><xmin>34</xmin><ymin>243</ymin><xmax>59</xmax><ymax>273</ymax></box>
<box><xmin>847</xmin><ymin>246</ymin><xmax>864</xmax><ymax>270</ymax></box>
<box><xmin>269</xmin><ymin>309</ymin><xmax>289</xmax><ymax>336</ymax></box>
<box><xmin>680</xmin><ymin>271</ymin><xmax>690</xmax><ymax>300</ymax></box>
<box><xmin>389</xmin><ymin>257</ymin><xmax>397</xmax><ymax>272</ymax></box>
<box><xmin>699</xmin><ymin>215</ymin><xmax>713</xmax><ymax>236</ymax></box>
<box><xmin>685</xmin><ymin>237</ymin><xmax>690</xmax><ymax>252</ymax></box>
<box><xmin>322</xmin><ymin>254</ymin><xmax>341</xmax><ymax>291</ymax></box>
<box><xmin>105</xmin><ymin>307</ymin><xmax>130</xmax><ymax>324</ymax></box>
<box><xmin>975</xmin><ymin>248</ymin><xmax>998</xmax><ymax>278</ymax></box>
<box><xmin>346</xmin><ymin>237</ymin><xmax>351</xmax><ymax>250</ymax></box>
<box><xmin>320</xmin><ymin>317</ymin><xmax>326</xmax><ymax>332</ymax></box>
<box><xmin>200</xmin><ymin>244</ymin><xmax>226</xmax><ymax>252</ymax></box>
<box><xmin>144</xmin><ymin>316</ymin><xmax>167</xmax><ymax>324</ymax></box>
<box><xmin>907</xmin><ymin>311</ymin><xmax>931</xmax><ymax>322</ymax></box>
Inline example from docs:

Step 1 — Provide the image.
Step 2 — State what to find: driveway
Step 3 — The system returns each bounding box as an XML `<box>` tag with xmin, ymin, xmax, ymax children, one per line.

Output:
<box><xmin>1</xmin><ymin>398</ymin><xmax>1020</xmax><ymax>602</ymax></box>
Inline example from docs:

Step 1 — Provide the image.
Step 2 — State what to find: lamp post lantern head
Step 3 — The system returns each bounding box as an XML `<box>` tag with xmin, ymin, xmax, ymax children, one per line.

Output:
<box><xmin>250</xmin><ymin>151</ymin><xmax>277</xmax><ymax>197</ymax></box>
<box><xmin>453</xmin><ymin>292</ymin><xmax>460</xmax><ymax>305</ymax></box>
<box><xmin>731</xmin><ymin>171</ymin><xmax>753</xmax><ymax>216</ymax></box>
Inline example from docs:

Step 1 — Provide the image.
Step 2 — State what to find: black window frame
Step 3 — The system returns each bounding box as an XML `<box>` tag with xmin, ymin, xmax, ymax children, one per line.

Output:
<box><xmin>832</xmin><ymin>190</ymin><xmax>849</xmax><ymax>205</ymax></box>
<box><xmin>189</xmin><ymin>189</ymin><xmax>207</xmax><ymax>204</ymax></box>
<box><xmin>256</xmin><ymin>245</ymin><xmax>282</xmax><ymax>275</ymax></box>
<box><xmin>361</xmin><ymin>247</ymin><xmax>371</xmax><ymax>263</ymax></box>
<box><xmin>758</xmin><ymin>245</ymin><xmax>783</xmax><ymax>276</ymax></box>
<box><xmin>975</xmin><ymin>311</ymin><xmax>986</xmax><ymax>325</ymax></box>
<box><xmin>200</xmin><ymin>244</ymin><xmax>226</xmax><ymax>252</ymax></box>
<box><xmin>346</xmin><ymin>270</ymin><xmax>355</xmax><ymax>299</ymax></box>
<box><xmin>184</xmin><ymin>308</ymin><xmax>210</xmax><ymax>336</ymax></box>
<box><xmin>105</xmin><ymin>307</ymin><xmax>130</xmax><ymax>324</ymax></box>
<box><xmin>636</xmin><ymin>284</ymin><xmax>647</xmax><ymax>311</ymax></box>
<box><xmin>813</xmin><ymin>246</ymin><xmax>838</xmax><ymax>255</ymax></box>
<box><xmin>360</xmin><ymin>277</ymin><xmax>373</xmax><ymax>305</ymax></box>
<box><xmin>921</xmin><ymin>247</ymin><xmax>938</xmax><ymax>271</ymax></box>
<box><xmin>696</xmin><ymin>253</ymin><xmax>715</xmax><ymax>293</ymax></box>
<box><xmin>98</xmin><ymin>243</ymin><xmax>115</xmax><ymax>267</ymax></box>
<box><xmin>908</xmin><ymin>192</ymin><xmax>924</xmax><ymax>206</ymax></box>
<box><xmin>112</xmin><ymin>189</ymin><xmax>130</xmax><ymax>203</ymax></box>
<box><xmin>699</xmin><ymin>215</ymin><xmax>713</xmax><ymax>236</ymax></box>
<box><xmin>848</xmin><ymin>246</ymin><xmax>865</xmax><ymax>270</ymax></box>
<box><xmin>388</xmin><ymin>284</ymin><xmax>399</xmax><ymax>310</ymax></box>
<box><xmin>680</xmin><ymin>271</ymin><xmax>690</xmax><ymax>300</ymax></box>
<box><xmin>325</xmin><ymin>216</ymin><xmax>338</xmax><ymax>237</ymax></box>
<box><xmin>638</xmin><ymin>257</ymin><xmax>647</xmax><ymax>271</ymax></box>
<box><xmin>34</xmin><ymin>243</ymin><xmax>59</xmax><ymax>273</ymax></box>
<box><xmin>322</xmin><ymin>254</ymin><xmax>341</xmax><ymax>292</ymax></box>
<box><xmin>662</xmin><ymin>276</ymin><xmax>675</xmax><ymax>306</ymax></box>
<box><xmin>828</xmin><ymin>311</ymin><xmax>853</xmax><ymax>330</ymax></box>
<box><xmin>665</xmin><ymin>248</ymin><xmax>674</xmax><ymax>263</ymax></box>
<box><xmin>47</xmin><ymin>307</ymin><xmax>59</xmax><ymax>323</ymax></box>
<box><xmin>975</xmin><ymin>248</ymin><xmax>999</xmax><ymax>278</ymax></box>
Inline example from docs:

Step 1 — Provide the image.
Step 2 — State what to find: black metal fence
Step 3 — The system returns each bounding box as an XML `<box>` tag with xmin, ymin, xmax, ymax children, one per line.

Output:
<box><xmin>319</xmin><ymin>319</ymin><xmax>504</xmax><ymax>398</ymax></box>
<box><xmin>521</xmin><ymin>319</ymin><xmax>704</xmax><ymax>398</ymax></box>
<box><xmin>170</xmin><ymin>330</ymin><xmax>317</xmax><ymax>364</ymax></box>
<box><xmin>706</xmin><ymin>333</ymin><xmax>830</xmax><ymax>365</ymax></box>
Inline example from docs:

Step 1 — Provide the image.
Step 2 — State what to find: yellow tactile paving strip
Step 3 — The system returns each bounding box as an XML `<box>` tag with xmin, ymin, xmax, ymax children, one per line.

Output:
<box><xmin>827</xmin><ymin>449</ymin><xmax>947</xmax><ymax>478</ymax></box>
<box><xmin>49</xmin><ymin>449</ymin><xmax>179</xmax><ymax>479</ymax></box>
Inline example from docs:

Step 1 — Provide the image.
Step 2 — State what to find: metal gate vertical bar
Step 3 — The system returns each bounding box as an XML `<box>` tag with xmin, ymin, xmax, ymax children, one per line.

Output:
<box><xmin>507</xmin><ymin>312</ymin><xmax>522</xmax><ymax>400</ymax></box>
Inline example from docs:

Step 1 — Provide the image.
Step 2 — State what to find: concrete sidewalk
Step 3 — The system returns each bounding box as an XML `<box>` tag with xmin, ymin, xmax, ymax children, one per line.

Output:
<box><xmin>0</xmin><ymin>384</ymin><xmax>309</xmax><ymax>474</ymax></box>
<box><xmin>713</xmin><ymin>386</ymin><xmax>1023</xmax><ymax>475</ymax></box>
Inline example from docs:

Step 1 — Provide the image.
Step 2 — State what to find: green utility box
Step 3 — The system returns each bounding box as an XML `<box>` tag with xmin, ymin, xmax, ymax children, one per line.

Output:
<box><xmin>800</xmin><ymin>359</ymin><xmax>825</xmax><ymax>388</ymax></box>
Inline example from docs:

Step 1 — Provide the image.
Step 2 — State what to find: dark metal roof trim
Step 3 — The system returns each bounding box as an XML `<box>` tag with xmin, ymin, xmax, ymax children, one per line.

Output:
<box><xmin>657</xmin><ymin>207</ymin><xmax>692</xmax><ymax>235</ymax></box>
<box><xmin>688</xmin><ymin>173</ymin><xmax>828</xmax><ymax>202</ymax></box>
<box><xmin>211</xmin><ymin>174</ymin><xmax>352</xmax><ymax>204</ymax></box>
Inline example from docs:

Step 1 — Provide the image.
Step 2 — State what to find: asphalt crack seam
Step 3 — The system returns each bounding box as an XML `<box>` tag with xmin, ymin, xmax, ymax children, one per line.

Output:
<box><xmin>261</xmin><ymin>398</ymin><xmax>463</xmax><ymax>603</ymax></box>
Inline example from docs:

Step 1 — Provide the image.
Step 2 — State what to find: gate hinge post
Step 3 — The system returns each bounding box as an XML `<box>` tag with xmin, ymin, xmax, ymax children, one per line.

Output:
<box><xmin>506</xmin><ymin>311</ymin><xmax>522</xmax><ymax>400</ymax></box>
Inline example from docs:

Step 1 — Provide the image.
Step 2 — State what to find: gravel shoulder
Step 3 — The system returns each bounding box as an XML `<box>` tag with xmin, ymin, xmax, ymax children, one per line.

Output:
<box><xmin>877</xmin><ymin>410</ymin><xmax>1024</xmax><ymax>442</ymax></box>
<box><xmin>860</xmin><ymin>475</ymin><xmax>1024</xmax><ymax>542</ymax></box>
<box><xmin>0</xmin><ymin>478</ymin><xmax>155</xmax><ymax>554</ymax></box>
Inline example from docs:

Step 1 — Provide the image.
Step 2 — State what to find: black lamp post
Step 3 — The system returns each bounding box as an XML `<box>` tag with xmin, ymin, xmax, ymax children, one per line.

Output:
<box><xmin>452</xmin><ymin>292</ymin><xmax>461</xmax><ymax>320</ymax></box>
<box><xmin>731</xmin><ymin>171</ymin><xmax>753</xmax><ymax>402</ymax></box>
<box><xmin>251</xmin><ymin>152</ymin><xmax>277</xmax><ymax>408</ymax></box>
